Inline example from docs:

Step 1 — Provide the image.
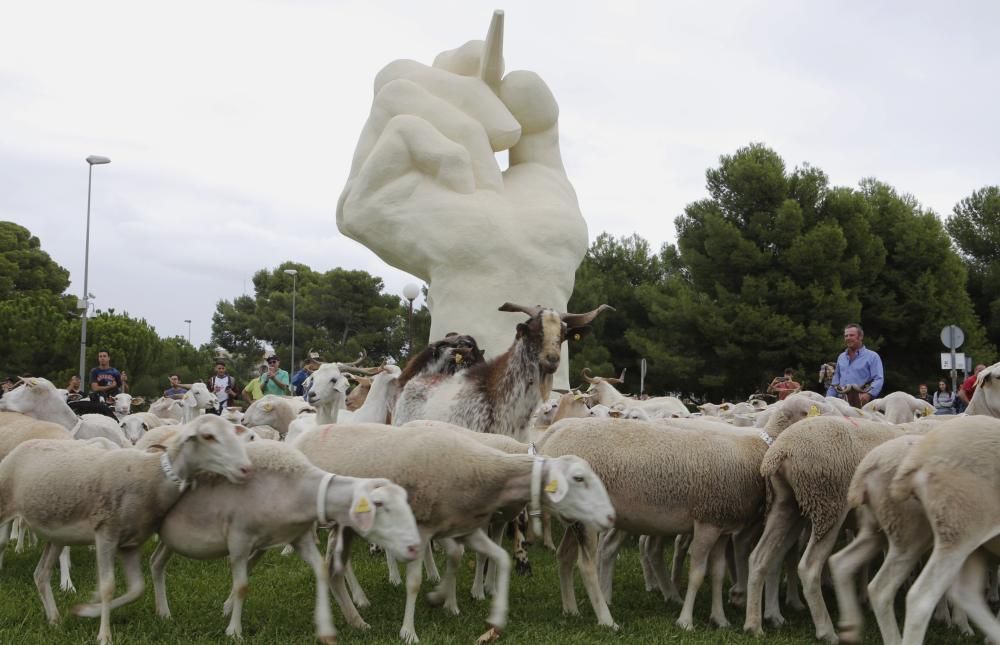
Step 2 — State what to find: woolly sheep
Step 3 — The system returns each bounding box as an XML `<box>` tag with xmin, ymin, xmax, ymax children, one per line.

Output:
<box><xmin>150</xmin><ymin>440</ymin><xmax>420</xmax><ymax>642</ymax></box>
<box><xmin>178</xmin><ymin>382</ymin><xmax>218</xmax><ymax>422</ymax></box>
<box><xmin>243</xmin><ymin>395</ymin><xmax>316</xmax><ymax>437</ymax></box>
<box><xmin>0</xmin><ymin>416</ymin><xmax>252</xmax><ymax>644</ymax></box>
<box><xmin>828</xmin><ymin>432</ymin><xmax>971</xmax><ymax>644</ymax></box>
<box><xmin>148</xmin><ymin>397</ymin><xmax>183</xmax><ymax>422</ymax></box>
<box><xmin>0</xmin><ymin>378</ymin><xmax>128</xmax><ymax>446</ymax></box>
<box><xmin>118</xmin><ymin>411</ymin><xmax>166</xmax><ymax>445</ymax></box>
<box><xmin>888</xmin><ymin>415</ymin><xmax>1000</xmax><ymax>644</ymax></box>
<box><xmin>294</xmin><ymin>421</ymin><xmax>615</xmax><ymax>644</ymax></box>
<box><xmin>743</xmin><ymin>414</ymin><xmax>934</xmax><ymax>642</ymax></box>
<box><xmin>862</xmin><ymin>390</ymin><xmax>934</xmax><ymax>424</ymax></box>
<box><xmin>964</xmin><ymin>360</ymin><xmax>1000</xmax><ymax>416</ymax></box>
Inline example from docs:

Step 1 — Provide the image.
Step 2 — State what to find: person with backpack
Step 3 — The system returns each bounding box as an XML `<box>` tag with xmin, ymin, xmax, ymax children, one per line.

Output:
<box><xmin>207</xmin><ymin>361</ymin><xmax>239</xmax><ymax>414</ymax></box>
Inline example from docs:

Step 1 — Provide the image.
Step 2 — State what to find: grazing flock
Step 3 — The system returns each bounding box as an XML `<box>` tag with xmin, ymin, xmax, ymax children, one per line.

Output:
<box><xmin>1</xmin><ymin>302</ymin><xmax>999</xmax><ymax>645</ymax></box>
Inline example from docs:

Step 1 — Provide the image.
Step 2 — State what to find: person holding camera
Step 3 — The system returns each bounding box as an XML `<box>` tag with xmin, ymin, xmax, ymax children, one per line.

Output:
<box><xmin>259</xmin><ymin>354</ymin><xmax>291</xmax><ymax>396</ymax></box>
<box><xmin>768</xmin><ymin>368</ymin><xmax>802</xmax><ymax>401</ymax></box>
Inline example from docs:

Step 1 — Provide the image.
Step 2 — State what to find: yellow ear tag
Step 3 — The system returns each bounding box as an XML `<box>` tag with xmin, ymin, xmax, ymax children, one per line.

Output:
<box><xmin>263</xmin><ymin>403</ymin><xmax>272</xmax><ymax>412</ymax></box>
<box><xmin>354</xmin><ymin>497</ymin><xmax>371</xmax><ymax>514</ymax></box>
<box><xmin>573</xmin><ymin>333</ymin><xmax>581</xmax><ymax>341</ymax></box>
<box><xmin>573</xmin><ymin>393</ymin><xmax>583</xmax><ymax>400</ymax></box>
<box><xmin>544</xmin><ymin>480</ymin><xmax>559</xmax><ymax>494</ymax></box>
<box><xmin>808</xmin><ymin>405</ymin><xmax>820</xmax><ymax>417</ymax></box>
<box><xmin>924</xmin><ymin>407</ymin><xmax>934</xmax><ymax>417</ymax></box>
<box><xmin>454</xmin><ymin>354</ymin><xmax>464</xmax><ymax>364</ymax></box>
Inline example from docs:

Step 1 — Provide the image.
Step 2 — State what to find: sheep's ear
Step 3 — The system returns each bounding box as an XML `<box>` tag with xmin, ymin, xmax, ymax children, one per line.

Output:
<box><xmin>233</xmin><ymin>424</ymin><xmax>248</xmax><ymax>436</ymax></box>
<box><xmin>543</xmin><ymin>461</ymin><xmax>570</xmax><ymax>504</ymax></box>
<box><xmin>181</xmin><ymin>392</ymin><xmax>197</xmax><ymax>408</ymax></box>
<box><xmin>349</xmin><ymin>485</ymin><xmax>376</xmax><ymax>534</ymax></box>
<box><xmin>132</xmin><ymin>397</ymin><xmax>145</xmax><ymax>406</ymax></box>
<box><xmin>145</xmin><ymin>444</ymin><xmax>168</xmax><ymax>453</ymax></box>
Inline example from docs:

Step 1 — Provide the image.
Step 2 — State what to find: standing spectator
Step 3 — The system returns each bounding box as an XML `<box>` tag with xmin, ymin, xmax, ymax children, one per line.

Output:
<box><xmin>957</xmin><ymin>363</ymin><xmax>986</xmax><ymax>410</ymax></box>
<box><xmin>767</xmin><ymin>368</ymin><xmax>802</xmax><ymax>401</ymax></box>
<box><xmin>260</xmin><ymin>355</ymin><xmax>292</xmax><ymax>396</ymax></box>
<box><xmin>915</xmin><ymin>383</ymin><xmax>932</xmax><ymax>405</ymax></box>
<box><xmin>242</xmin><ymin>364</ymin><xmax>267</xmax><ymax>403</ymax></box>
<box><xmin>163</xmin><ymin>374</ymin><xmax>188</xmax><ymax>400</ymax></box>
<box><xmin>0</xmin><ymin>376</ymin><xmax>15</xmax><ymax>398</ymax></box>
<box><xmin>208</xmin><ymin>361</ymin><xmax>239</xmax><ymax>413</ymax></box>
<box><xmin>291</xmin><ymin>353</ymin><xmax>321</xmax><ymax>397</ymax></box>
<box><xmin>818</xmin><ymin>362</ymin><xmax>836</xmax><ymax>394</ymax></box>
<box><xmin>932</xmin><ymin>379</ymin><xmax>957</xmax><ymax>415</ymax></box>
<box><xmin>89</xmin><ymin>350</ymin><xmax>123</xmax><ymax>402</ymax></box>
<box><xmin>66</xmin><ymin>375</ymin><xmax>83</xmax><ymax>402</ymax></box>
<box><xmin>827</xmin><ymin>323</ymin><xmax>884</xmax><ymax>408</ymax></box>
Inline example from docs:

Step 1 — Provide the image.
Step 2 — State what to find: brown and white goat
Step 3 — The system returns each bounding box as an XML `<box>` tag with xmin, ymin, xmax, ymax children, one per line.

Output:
<box><xmin>392</xmin><ymin>303</ymin><xmax>612</xmax><ymax>440</ymax></box>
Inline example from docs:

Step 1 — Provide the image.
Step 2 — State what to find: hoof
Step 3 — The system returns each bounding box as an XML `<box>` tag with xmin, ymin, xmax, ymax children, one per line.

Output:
<box><xmin>60</xmin><ymin>580</ymin><xmax>77</xmax><ymax>593</ymax></box>
<box><xmin>399</xmin><ymin>627</ymin><xmax>419</xmax><ymax>644</ymax></box>
<box><xmin>765</xmin><ymin>612</ymin><xmax>786</xmax><ymax>628</ymax></box>
<box><xmin>476</xmin><ymin>626</ymin><xmax>502</xmax><ymax>643</ymax></box>
<box><xmin>711</xmin><ymin>616</ymin><xmax>731</xmax><ymax>629</ymax></box>
<box><xmin>816</xmin><ymin>631</ymin><xmax>838</xmax><ymax>644</ymax></box>
<box><xmin>71</xmin><ymin>603</ymin><xmax>100</xmax><ymax>618</ymax></box>
<box><xmin>837</xmin><ymin>628</ymin><xmax>861</xmax><ymax>644</ymax></box>
<box><xmin>471</xmin><ymin>589</ymin><xmax>486</xmax><ymax>601</ymax></box>
<box><xmin>743</xmin><ymin>623</ymin><xmax>764</xmax><ymax>637</ymax></box>
<box><xmin>318</xmin><ymin>635</ymin><xmax>337</xmax><ymax>644</ymax></box>
<box><xmin>676</xmin><ymin>617</ymin><xmax>695</xmax><ymax>631</ymax></box>
<box><xmin>425</xmin><ymin>590</ymin><xmax>444</xmax><ymax>607</ymax></box>
<box><xmin>515</xmin><ymin>561</ymin><xmax>532</xmax><ymax>577</ymax></box>
<box><xmin>787</xmin><ymin>598</ymin><xmax>806</xmax><ymax>612</ymax></box>
<box><xmin>562</xmin><ymin>607</ymin><xmax>580</xmax><ymax>617</ymax></box>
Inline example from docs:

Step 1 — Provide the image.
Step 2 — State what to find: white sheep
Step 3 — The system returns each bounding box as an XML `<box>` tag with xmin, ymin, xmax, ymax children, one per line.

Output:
<box><xmin>581</xmin><ymin>368</ymin><xmax>690</xmax><ymax>418</ymax></box>
<box><xmin>0</xmin><ymin>377</ymin><xmax>129</xmax><ymax>446</ymax></box>
<box><xmin>148</xmin><ymin>396</ymin><xmax>183</xmax><ymax>422</ymax></box>
<box><xmin>243</xmin><ymin>394</ymin><xmax>316</xmax><ymax>437</ymax></box>
<box><xmin>888</xmin><ymin>415</ymin><xmax>1000</xmax><ymax>644</ymax></box>
<box><xmin>118</xmin><ymin>411</ymin><xmax>166</xmax><ymax>445</ymax></box>
<box><xmin>178</xmin><ymin>382</ymin><xmax>218</xmax><ymax>422</ymax></box>
<box><xmin>862</xmin><ymin>390</ymin><xmax>934</xmax><ymax>424</ymax></box>
<box><xmin>0</xmin><ymin>415</ymin><xmax>252</xmax><ymax>644</ymax></box>
<box><xmin>106</xmin><ymin>392</ymin><xmax>144</xmax><ymax>419</ymax></box>
<box><xmin>964</xmin><ymin>360</ymin><xmax>1000</xmax><ymax>416</ymax></box>
<box><xmin>742</xmin><ymin>414</ymin><xmax>934</xmax><ymax>642</ymax></box>
<box><xmin>294</xmin><ymin>421</ymin><xmax>615</xmax><ymax>644</ymax></box>
<box><xmin>150</xmin><ymin>440</ymin><xmax>421</xmax><ymax>642</ymax></box>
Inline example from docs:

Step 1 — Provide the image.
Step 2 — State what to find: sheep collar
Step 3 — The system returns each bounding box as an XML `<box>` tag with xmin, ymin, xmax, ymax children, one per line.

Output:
<box><xmin>316</xmin><ymin>473</ymin><xmax>336</xmax><ymax>526</ymax></box>
<box><xmin>69</xmin><ymin>418</ymin><xmax>84</xmax><ymax>438</ymax></box>
<box><xmin>529</xmin><ymin>457</ymin><xmax>546</xmax><ymax>536</ymax></box>
<box><xmin>758</xmin><ymin>430</ymin><xmax>774</xmax><ymax>447</ymax></box>
<box><xmin>159</xmin><ymin>452</ymin><xmax>188</xmax><ymax>492</ymax></box>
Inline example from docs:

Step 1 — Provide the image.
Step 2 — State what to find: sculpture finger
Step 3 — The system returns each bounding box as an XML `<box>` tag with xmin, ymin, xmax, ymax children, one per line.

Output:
<box><xmin>373</xmin><ymin>58</ymin><xmax>520</xmax><ymax>154</ymax></box>
<box><xmin>350</xmin><ymin>78</ymin><xmax>503</xmax><ymax>192</ymax></box>
<box><xmin>499</xmin><ymin>70</ymin><xmax>565</xmax><ymax>172</ymax></box>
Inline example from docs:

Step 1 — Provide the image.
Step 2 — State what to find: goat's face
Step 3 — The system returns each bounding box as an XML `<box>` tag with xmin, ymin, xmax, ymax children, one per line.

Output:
<box><xmin>433</xmin><ymin>334</ymin><xmax>485</xmax><ymax>373</ymax></box>
<box><xmin>517</xmin><ymin>310</ymin><xmax>564</xmax><ymax>374</ymax></box>
<box><xmin>308</xmin><ymin>363</ymin><xmax>349</xmax><ymax>406</ymax></box>
<box><xmin>183</xmin><ymin>383</ymin><xmax>217</xmax><ymax>410</ymax></box>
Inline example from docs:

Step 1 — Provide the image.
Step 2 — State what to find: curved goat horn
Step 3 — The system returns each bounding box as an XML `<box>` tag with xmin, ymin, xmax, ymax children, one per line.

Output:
<box><xmin>608</xmin><ymin>368</ymin><xmax>627</xmax><ymax>385</ymax></box>
<box><xmin>498</xmin><ymin>303</ymin><xmax>545</xmax><ymax>318</ymax></box>
<box><xmin>338</xmin><ymin>365</ymin><xmax>382</xmax><ymax>376</ymax></box>
<box><xmin>581</xmin><ymin>368</ymin><xmax>598</xmax><ymax>384</ymax></box>
<box><xmin>561</xmin><ymin>304</ymin><xmax>615</xmax><ymax>328</ymax></box>
<box><xmin>341</xmin><ymin>350</ymin><xmax>367</xmax><ymax>367</ymax></box>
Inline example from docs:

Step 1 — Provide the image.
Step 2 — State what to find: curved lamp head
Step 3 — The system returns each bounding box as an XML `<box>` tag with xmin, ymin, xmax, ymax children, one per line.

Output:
<box><xmin>283</xmin><ymin>269</ymin><xmax>298</xmax><ymax>276</ymax></box>
<box><xmin>403</xmin><ymin>283</ymin><xmax>421</xmax><ymax>302</ymax></box>
<box><xmin>86</xmin><ymin>155</ymin><xmax>111</xmax><ymax>165</ymax></box>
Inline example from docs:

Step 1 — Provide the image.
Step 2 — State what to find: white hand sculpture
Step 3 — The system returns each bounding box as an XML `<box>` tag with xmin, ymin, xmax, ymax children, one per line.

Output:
<box><xmin>338</xmin><ymin>11</ymin><xmax>588</xmax><ymax>388</ymax></box>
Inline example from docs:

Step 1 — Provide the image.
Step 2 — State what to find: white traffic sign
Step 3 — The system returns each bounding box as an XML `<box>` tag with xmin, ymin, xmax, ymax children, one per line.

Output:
<box><xmin>940</xmin><ymin>325</ymin><xmax>964</xmax><ymax>349</ymax></box>
<box><xmin>941</xmin><ymin>352</ymin><xmax>965</xmax><ymax>370</ymax></box>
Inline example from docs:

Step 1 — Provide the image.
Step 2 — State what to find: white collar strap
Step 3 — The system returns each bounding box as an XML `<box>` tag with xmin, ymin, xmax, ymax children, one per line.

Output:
<box><xmin>529</xmin><ymin>457</ymin><xmax>546</xmax><ymax>536</ymax></box>
<box><xmin>316</xmin><ymin>473</ymin><xmax>335</xmax><ymax>526</ymax></box>
<box><xmin>160</xmin><ymin>452</ymin><xmax>188</xmax><ymax>492</ymax></box>
<box><xmin>758</xmin><ymin>430</ymin><xmax>774</xmax><ymax>447</ymax></box>
<box><xmin>69</xmin><ymin>418</ymin><xmax>84</xmax><ymax>438</ymax></box>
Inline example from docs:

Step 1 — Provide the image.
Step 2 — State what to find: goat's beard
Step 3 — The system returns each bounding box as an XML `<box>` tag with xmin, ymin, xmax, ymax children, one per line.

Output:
<box><xmin>538</xmin><ymin>372</ymin><xmax>554</xmax><ymax>402</ymax></box>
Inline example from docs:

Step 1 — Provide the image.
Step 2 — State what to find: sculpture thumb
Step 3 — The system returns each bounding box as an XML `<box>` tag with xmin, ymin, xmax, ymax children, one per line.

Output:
<box><xmin>479</xmin><ymin>10</ymin><xmax>504</xmax><ymax>93</ymax></box>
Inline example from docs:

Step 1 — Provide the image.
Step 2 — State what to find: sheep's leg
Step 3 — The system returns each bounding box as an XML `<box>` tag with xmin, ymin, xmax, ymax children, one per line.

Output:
<box><xmin>784</xmin><ymin>535</ymin><xmax>806</xmax><ymax>611</ymax></box>
<box><xmin>386</xmin><ymin>550</ymin><xmax>402</xmax><ymax>586</ymax></box>
<box><xmin>542</xmin><ymin>511</ymin><xmax>556</xmax><ymax>551</ymax></box>
<box><xmin>33</xmin><ymin>542</ymin><xmax>63</xmax><ymax>624</ymax></box>
<box><xmin>463</xmin><ymin>528</ymin><xmax>511</xmax><ymax>641</ymax></box>
<box><xmin>485</xmin><ymin>523</ymin><xmax>505</xmax><ymax>596</ymax></box>
<box><xmin>708</xmin><ymin>534</ymin><xmax>731</xmax><ymax>628</ymax></box>
<box><xmin>947</xmin><ymin>550</ymin><xmax>1000</xmax><ymax>642</ymax></box>
<box><xmin>0</xmin><ymin>520</ymin><xmax>11</xmax><ymax>569</ymax></box>
<box><xmin>344</xmin><ymin>559</ymin><xmax>369</xmax><ymax>608</ymax></box>
<box><xmin>671</xmin><ymin>532</ymin><xmax>692</xmax><ymax>593</ymax></box>
<box><xmin>556</xmin><ymin>523</ymin><xmax>580</xmax><ymax>616</ymax></box>
<box><xmin>399</xmin><ymin>544</ymin><xmax>426</xmax><ymax>645</ymax></box>
<box><xmin>426</xmin><ymin>537</ymin><xmax>463</xmax><ymax>615</ymax></box>
<box><xmin>647</xmin><ymin>534</ymin><xmax>683</xmax><ymax>604</ymax></box>
<box><xmin>730</xmin><ymin>520</ymin><xmax>763</xmax><ymax>608</ymax></box>
<box><xmin>677</xmin><ymin>522</ymin><xmax>725</xmax><ymax>630</ymax></box>
<box><xmin>423</xmin><ymin>542</ymin><xmax>440</xmax><ymax>584</ymax></box>
<box><xmin>767</xmin><ymin>519</ymin><xmax>806</xmax><ymax>625</ymax></box>
<box><xmin>798</xmin><ymin>511</ymin><xmax>850</xmax><ymax>643</ymax></box>
<box><xmin>222</xmin><ymin>550</ymin><xmax>266</xmax><ymax>617</ymax></box>
<box><xmin>867</xmin><ymin>537</ymin><xmax>928</xmax><ymax>645</ymax></box>
<box><xmin>91</xmin><ymin>537</ymin><xmax>119</xmax><ymax>645</ymax></box>
<box><xmin>224</xmin><ymin>549</ymin><xmax>251</xmax><ymax>638</ymax></box>
<box><xmin>325</xmin><ymin>532</ymin><xmax>369</xmax><ymax>630</ymax></box>
<box><xmin>473</xmin><ymin>522</ymin><xmax>504</xmax><ymax>600</ymax></box>
<box><xmin>638</xmin><ymin>535</ymin><xmax>656</xmax><ymax>591</ymax></box>
<box><xmin>829</xmin><ymin>506</ymin><xmax>884</xmax><ymax>644</ymax></box>
<box><xmin>597</xmin><ymin>527</ymin><xmax>628</xmax><ymax>604</ymax></box>
<box><xmin>73</xmin><ymin>547</ymin><xmax>144</xmax><ymax>617</ymax></box>
<box><xmin>574</xmin><ymin>523</ymin><xmax>618</xmax><ymax>629</ymax></box>
<box><xmin>13</xmin><ymin>517</ymin><xmax>25</xmax><ymax>554</ymax></box>
<box><xmin>744</xmin><ymin>473</ymin><xmax>799</xmax><ymax>636</ymax></box>
<box><xmin>293</xmin><ymin>532</ymin><xmax>336</xmax><ymax>644</ymax></box>
<box><xmin>150</xmin><ymin>541</ymin><xmax>173</xmax><ymax>618</ymax></box>
<box><xmin>513</xmin><ymin>517</ymin><xmax>532</xmax><ymax>576</ymax></box>
<box><xmin>59</xmin><ymin>546</ymin><xmax>75</xmax><ymax>592</ymax></box>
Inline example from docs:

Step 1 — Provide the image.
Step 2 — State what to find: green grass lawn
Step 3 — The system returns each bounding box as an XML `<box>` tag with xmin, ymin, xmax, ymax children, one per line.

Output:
<box><xmin>0</xmin><ymin>533</ymin><xmax>974</xmax><ymax>644</ymax></box>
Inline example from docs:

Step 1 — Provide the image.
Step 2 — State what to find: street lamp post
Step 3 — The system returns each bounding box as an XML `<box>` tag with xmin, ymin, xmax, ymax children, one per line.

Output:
<box><xmin>79</xmin><ymin>155</ymin><xmax>111</xmax><ymax>381</ymax></box>
<box><xmin>184</xmin><ymin>319</ymin><xmax>192</xmax><ymax>344</ymax></box>
<box><xmin>284</xmin><ymin>269</ymin><xmax>298</xmax><ymax>370</ymax></box>
<box><xmin>403</xmin><ymin>283</ymin><xmax>420</xmax><ymax>359</ymax></box>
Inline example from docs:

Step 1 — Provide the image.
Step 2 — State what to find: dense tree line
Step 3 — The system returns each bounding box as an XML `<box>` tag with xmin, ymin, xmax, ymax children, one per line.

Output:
<box><xmin>2</xmin><ymin>143</ymin><xmax>997</xmax><ymax>402</ymax></box>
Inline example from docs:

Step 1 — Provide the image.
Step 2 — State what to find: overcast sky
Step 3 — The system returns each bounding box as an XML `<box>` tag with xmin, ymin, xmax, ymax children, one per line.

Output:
<box><xmin>3</xmin><ymin>0</ymin><xmax>998</xmax><ymax>347</ymax></box>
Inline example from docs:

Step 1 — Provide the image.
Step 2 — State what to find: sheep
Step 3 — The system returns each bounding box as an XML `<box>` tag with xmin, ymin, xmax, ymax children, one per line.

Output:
<box><xmin>0</xmin><ymin>377</ymin><xmax>129</xmax><ymax>446</ymax></box>
<box><xmin>862</xmin><ymin>390</ymin><xmax>934</xmax><ymax>424</ymax></box>
<box><xmin>148</xmin><ymin>396</ymin><xmax>184</xmax><ymax>422</ymax></box>
<box><xmin>0</xmin><ymin>415</ymin><xmax>252</xmax><ymax>644</ymax></box>
<box><xmin>393</xmin><ymin>303</ymin><xmax>612</xmax><ymax>441</ymax></box>
<box><xmin>106</xmin><ymin>392</ymin><xmax>145</xmax><ymax>419</ymax></box>
<box><xmin>888</xmin><ymin>415</ymin><xmax>1000</xmax><ymax>645</ymax></box>
<box><xmin>742</xmin><ymin>414</ymin><xmax>932</xmax><ymax>642</ymax></box>
<box><xmin>581</xmin><ymin>368</ymin><xmax>690</xmax><ymax>418</ymax></box>
<box><xmin>178</xmin><ymin>382</ymin><xmax>218</xmax><ymax>423</ymax></box>
<box><xmin>964</xmin><ymin>360</ymin><xmax>1000</xmax><ymax>416</ymax></box>
<box><xmin>344</xmin><ymin>373</ymin><xmax>373</xmax><ymax>411</ymax></box>
<box><xmin>149</xmin><ymin>440</ymin><xmax>421</xmax><ymax>642</ymax></box>
<box><xmin>828</xmin><ymin>431</ymin><xmax>971</xmax><ymax>645</ymax></box>
<box><xmin>294</xmin><ymin>421</ymin><xmax>615</xmax><ymax>644</ymax></box>
<box><xmin>548</xmin><ymin>390</ymin><xmax>593</xmax><ymax>423</ymax></box>
<box><xmin>534</xmin><ymin>395</ymin><xmax>562</xmax><ymax>427</ymax></box>
<box><xmin>346</xmin><ymin>365</ymin><xmax>402</xmax><ymax>424</ymax></box>
<box><xmin>538</xmin><ymin>394</ymin><xmax>825</xmax><ymax>632</ymax></box>
<box><xmin>220</xmin><ymin>406</ymin><xmax>244</xmax><ymax>424</ymax></box>
<box><xmin>243</xmin><ymin>395</ymin><xmax>316</xmax><ymax>437</ymax></box>
<box><xmin>118</xmin><ymin>411</ymin><xmax>166</xmax><ymax>445</ymax></box>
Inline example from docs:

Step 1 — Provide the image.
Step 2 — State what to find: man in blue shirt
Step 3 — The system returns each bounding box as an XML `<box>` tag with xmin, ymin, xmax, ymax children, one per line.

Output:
<box><xmin>89</xmin><ymin>350</ymin><xmax>123</xmax><ymax>401</ymax></box>
<box><xmin>826</xmin><ymin>323</ymin><xmax>884</xmax><ymax>407</ymax></box>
